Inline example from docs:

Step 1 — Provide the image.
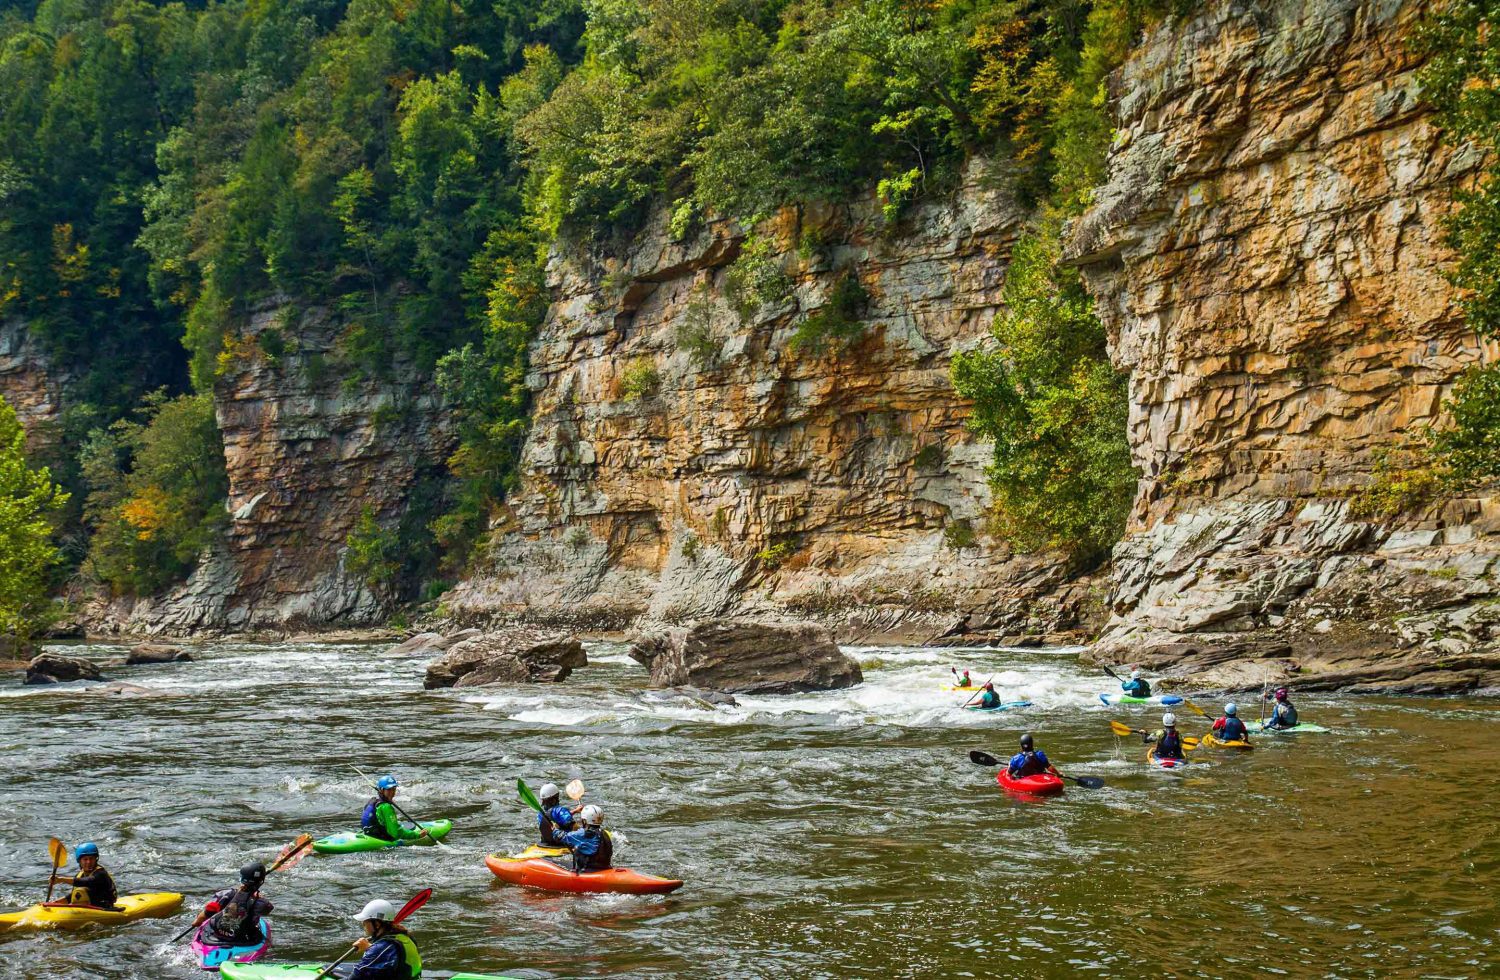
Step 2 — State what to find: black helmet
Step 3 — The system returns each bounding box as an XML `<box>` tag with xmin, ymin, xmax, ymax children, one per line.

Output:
<box><xmin>1019</xmin><ymin>733</ymin><xmax>1034</xmax><ymax>750</ymax></box>
<box><xmin>240</xmin><ymin>862</ymin><xmax>267</xmax><ymax>885</ymax></box>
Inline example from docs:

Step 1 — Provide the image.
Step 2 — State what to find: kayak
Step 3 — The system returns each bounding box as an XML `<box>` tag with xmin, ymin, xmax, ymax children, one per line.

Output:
<box><xmin>1146</xmin><ymin>749</ymin><xmax>1189</xmax><ymax>770</ymax></box>
<box><xmin>0</xmin><ymin>892</ymin><xmax>183</xmax><ymax>931</ymax></box>
<box><xmin>996</xmin><ymin>770</ymin><xmax>1065</xmax><ymax>797</ymax></box>
<box><xmin>1256</xmin><ymin>722</ymin><xmax>1329</xmax><ymax>734</ymax></box>
<box><xmin>1098</xmin><ymin>693</ymin><xmax>1183</xmax><ymax>706</ymax></box>
<box><xmin>509</xmin><ymin>844</ymin><xmax>570</xmax><ymax>860</ymax></box>
<box><xmin>221</xmin><ymin>964</ymin><xmax>521</xmax><ymax>980</ymax></box>
<box><xmin>485</xmin><ymin>854</ymin><xmax>684</xmax><ymax>895</ymax></box>
<box><xmin>193</xmin><ymin>919</ymin><xmax>272</xmax><ymax>971</ymax></box>
<box><xmin>312</xmin><ymin>819</ymin><xmax>452</xmax><ymax>854</ymax></box>
<box><xmin>964</xmin><ymin>700</ymin><xmax>1033</xmax><ymax>712</ymax></box>
<box><xmin>1200</xmin><ymin>734</ymin><xmax>1253</xmax><ymax>750</ymax></box>
<box><xmin>944</xmin><ymin>685</ymin><xmax>981</xmax><ymax>692</ymax></box>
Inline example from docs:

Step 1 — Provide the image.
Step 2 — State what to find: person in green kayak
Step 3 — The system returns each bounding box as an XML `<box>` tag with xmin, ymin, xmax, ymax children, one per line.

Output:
<box><xmin>347</xmin><ymin>898</ymin><xmax>421</xmax><ymax>980</ymax></box>
<box><xmin>976</xmin><ymin>682</ymin><xmax>1002</xmax><ymax>709</ymax></box>
<box><xmin>558</xmin><ymin>804</ymin><xmax>613</xmax><ymax>872</ymax></box>
<box><xmin>1262</xmin><ymin>687</ymin><xmax>1299</xmax><ymax>729</ymax></box>
<box><xmin>1142</xmin><ymin>712</ymin><xmax>1186</xmax><ymax>760</ymax></box>
<box><xmin>361</xmin><ymin>775</ymin><xmax>428</xmax><ymax>844</ymax></box>
<box><xmin>49</xmin><ymin>841</ymin><xmax>117</xmax><ymax>908</ymax></box>
<box><xmin>1120</xmin><ymin>669</ymin><xmax>1151</xmax><ymax>699</ymax></box>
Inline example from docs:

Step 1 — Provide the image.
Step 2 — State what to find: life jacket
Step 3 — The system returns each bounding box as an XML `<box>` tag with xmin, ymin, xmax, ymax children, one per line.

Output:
<box><xmin>979</xmin><ymin>690</ymin><xmax>1000</xmax><ymax>708</ymax></box>
<box><xmin>574</xmin><ymin>827</ymin><xmax>613</xmax><ymax>873</ymax></box>
<box><xmin>1273</xmin><ymin>702</ymin><xmax>1298</xmax><ymax>727</ymax></box>
<box><xmin>362</xmin><ymin>798</ymin><xmax>393</xmax><ymax>841</ymax></box>
<box><xmin>366</xmin><ymin>931</ymin><xmax>422</xmax><ymax>979</ymax></box>
<box><xmin>1156</xmin><ymin>729</ymin><xmax>1183</xmax><ymax>759</ymax></box>
<box><xmin>211</xmin><ymin>887</ymin><xmax>261</xmax><ymax>943</ymax></box>
<box><xmin>1220</xmin><ymin>717</ymin><xmax>1247</xmax><ymax>741</ymax></box>
<box><xmin>1012</xmin><ymin>751</ymin><xmax>1047</xmax><ymax>777</ymax></box>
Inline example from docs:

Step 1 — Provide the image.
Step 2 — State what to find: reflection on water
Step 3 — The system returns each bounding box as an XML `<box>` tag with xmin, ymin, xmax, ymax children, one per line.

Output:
<box><xmin>0</xmin><ymin>641</ymin><xmax>1495</xmax><ymax>978</ymax></box>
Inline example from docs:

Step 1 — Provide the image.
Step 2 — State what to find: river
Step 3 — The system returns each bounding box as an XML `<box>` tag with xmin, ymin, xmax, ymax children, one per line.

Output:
<box><xmin>0</xmin><ymin>640</ymin><xmax>1495</xmax><ymax>978</ymax></box>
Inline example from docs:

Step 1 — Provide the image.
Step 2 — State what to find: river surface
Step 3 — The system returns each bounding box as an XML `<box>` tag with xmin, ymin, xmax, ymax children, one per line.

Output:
<box><xmin>0</xmin><ymin>640</ymin><xmax>1496</xmax><ymax>979</ymax></box>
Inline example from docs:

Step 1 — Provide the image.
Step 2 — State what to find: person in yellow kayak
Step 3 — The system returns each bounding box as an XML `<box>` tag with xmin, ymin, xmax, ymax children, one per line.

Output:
<box><xmin>951</xmin><ymin>667</ymin><xmax>973</xmax><ymax>688</ymax></box>
<box><xmin>362</xmin><ymin>775</ymin><xmax>426</xmax><ymax>844</ymax></box>
<box><xmin>348</xmin><ymin>898</ymin><xmax>421</xmax><ymax>980</ymax></box>
<box><xmin>48</xmin><ymin>842</ymin><xmax>117</xmax><ymax>908</ymax></box>
<box><xmin>976</xmin><ymin>682</ymin><xmax>1003</xmax><ymax>709</ymax></box>
<box><xmin>1210</xmin><ymin>702</ymin><xmax>1250</xmax><ymax>743</ymax></box>
<box><xmin>558</xmin><ymin>805</ymin><xmax>613</xmax><ymax>872</ymax></box>
<box><xmin>1142</xmin><ymin>712</ymin><xmax>1186</xmax><ymax>760</ymax></box>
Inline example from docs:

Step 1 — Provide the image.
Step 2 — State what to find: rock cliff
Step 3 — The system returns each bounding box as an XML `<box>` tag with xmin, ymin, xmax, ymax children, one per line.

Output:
<box><xmin>442</xmin><ymin>162</ymin><xmax>1104</xmax><ymax>644</ymax></box>
<box><xmin>1071</xmin><ymin>0</ymin><xmax>1500</xmax><ymax>691</ymax></box>
<box><xmin>0</xmin><ymin>318</ymin><xmax>68</xmax><ymax>453</ymax></box>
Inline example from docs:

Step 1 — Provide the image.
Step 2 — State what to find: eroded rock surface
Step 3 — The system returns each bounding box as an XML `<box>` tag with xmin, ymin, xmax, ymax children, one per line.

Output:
<box><xmin>423</xmin><ymin>630</ymin><xmax>588</xmax><ymax>688</ymax></box>
<box><xmin>25</xmin><ymin>653</ymin><xmax>105</xmax><ymax>685</ymax></box>
<box><xmin>629</xmin><ymin>620</ymin><xmax>862</xmax><ymax>694</ymax></box>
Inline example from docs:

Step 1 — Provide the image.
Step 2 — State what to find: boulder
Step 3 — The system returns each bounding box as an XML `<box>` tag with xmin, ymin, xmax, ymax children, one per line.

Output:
<box><xmin>628</xmin><ymin>619</ymin><xmax>862</xmax><ymax>694</ymax></box>
<box><xmin>386</xmin><ymin>628</ymin><xmax>481</xmax><ymax>658</ymax></box>
<box><xmin>423</xmin><ymin>629</ymin><xmax>588</xmax><ymax>689</ymax></box>
<box><xmin>643</xmin><ymin>686</ymin><xmax>740</xmax><ymax>709</ymax></box>
<box><xmin>127</xmin><ymin>643</ymin><xmax>193</xmax><ymax>665</ymax></box>
<box><xmin>25</xmin><ymin>653</ymin><xmax>106</xmax><ymax>685</ymax></box>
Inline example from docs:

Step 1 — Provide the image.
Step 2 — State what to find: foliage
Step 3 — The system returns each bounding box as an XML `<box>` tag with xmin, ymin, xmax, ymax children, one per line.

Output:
<box><xmin>724</xmin><ymin>234</ymin><xmax>792</xmax><ymax>319</ymax></box>
<box><xmin>680</xmin><ymin>532</ymin><xmax>701</xmax><ymax>562</ymax></box>
<box><xmin>0</xmin><ymin>396</ymin><xmax>68</xmax><ymax>641</ymax></box>
<box><xmin>1349</xmin><ymin>451</ymin><xmax>1449</xmax><ymax>522</ymax></box>
<box><xmin>346</xmin><ymin>505</ymin><xmax>402</xmax><ymax>591</ymax></box>
<box><xmin>619</xmin><ymin>358</ymin><xmax>662</xmax><ymax>401</ymax></box>
<box><xmin>756</xmin><ymin>541</ymin><xmax>797</xmax><ymax>570</ymax></box>
<box><xmin>82</xmin><ymin>392</ymin><xmax>227</xmax><ymax>595</ymax></box>
<box><xmin>942</xmin><ymin>517</ymin><xmax>978</xmax><ymax>551</ymax></box>
<box><xmin>675</xmin><ymin>294</ymin><xmax>720</xmax><ymax>369</ymax></box>
<box><xmin>952</xmin><ymin>219</ymin><xmax>1134</xmax><ymax>559</ymax></box>
<box><xmin>788</xmin><ymin>273</ymin><xmax>870</xmax><ymax>355</ymax></box>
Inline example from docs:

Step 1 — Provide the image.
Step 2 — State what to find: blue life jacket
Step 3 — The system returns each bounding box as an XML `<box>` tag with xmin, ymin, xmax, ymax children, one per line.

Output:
<box><xmin>1220</xmin><ymin>717</ymin><xmax>1248</xmax><ymax>741</ymax></box>
<box><xmin>538</xmin><ymin>806</ymin><xmax>575</xmax><ymax>846</ymax></box>
<box><xmin>1270</xmin><ymin>701</ymin><xmax>1298</xmax><ymax>728</ymax></box>
<box><xmin>1008</xmin><ymin>749</ymin><xmax>1050</xmax><ymax>778</ymax></box>
<box><xmin>1156</xmin><ymin>730</ymin><xmax>1183</xmax><ymax>759</ymax></box>
<box><xmin>361</xmin><ymin>798</ymin><xmax>392</xmax><ymax>841</ymax></box>
<box><xmin>561</xmin><ymin>826</ymin><xmax>613</xmax><ymax>873</ymax></box>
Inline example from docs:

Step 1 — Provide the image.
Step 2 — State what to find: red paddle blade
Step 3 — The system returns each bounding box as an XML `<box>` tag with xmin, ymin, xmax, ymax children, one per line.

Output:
<box><xmin>394</xmin><ymin>888</ymin><xmax>433</xmax><ymax>924</ymax></box>
<box><xmin>271</xmin><ymin>834</ymin><xmax>314</xmax><ymax>872</ymax></box>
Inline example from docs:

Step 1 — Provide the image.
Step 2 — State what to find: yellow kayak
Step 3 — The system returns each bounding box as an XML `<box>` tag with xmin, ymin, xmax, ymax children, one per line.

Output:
<box><xmin>1200</xmin><ymin>734</ymin><xmax>1253</xmax><ymax>750</ymax></box>
<box><xmin>0</xmin><ymin>892</ymin><xmax>183</xmax><ymax>931</ymax></box>
<box><xmin>944</xmin><ymin>685</ymin><xmax>981</xmax><ymax>692</ymax></box>
<box><xmin>509</xmin><ymin>844</ymin><xmax>569</xmax><ymax>860</ymax></box>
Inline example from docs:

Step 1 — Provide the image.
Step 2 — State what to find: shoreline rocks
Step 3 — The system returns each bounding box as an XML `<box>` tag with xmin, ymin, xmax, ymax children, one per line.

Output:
<box><xmin>629</xmin><ymin>619</ymin><xmax>863</xmax><ymax>695</ymax></box>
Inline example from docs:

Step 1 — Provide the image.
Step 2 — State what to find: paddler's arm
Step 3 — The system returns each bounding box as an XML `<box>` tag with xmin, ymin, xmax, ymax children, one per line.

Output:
<box><xmin>377</xmin><ymin>802</ymin><xmax>425</xmax><ymax>841</ymax></box>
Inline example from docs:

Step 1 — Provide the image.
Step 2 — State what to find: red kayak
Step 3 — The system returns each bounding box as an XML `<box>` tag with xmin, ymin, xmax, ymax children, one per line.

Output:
<box><xmin>996</xmin><ymin>769</ymin><xmax>1065</xmax><ymax>797</ymax></box>
<box><xmin>484</xmin><ymin>854</ymin><xmax>684</xmax><ymax>895</ymax></box>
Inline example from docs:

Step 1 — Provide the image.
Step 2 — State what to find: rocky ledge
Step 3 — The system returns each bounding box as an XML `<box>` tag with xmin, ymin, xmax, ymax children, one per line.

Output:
<box><xmin>629</xmin><ymin>619</ymin><xmax>863</xmax><ymax>695</ymax></box>
<box><xmin>423</xmin><ymin>630</ymin><xmax>588</xmax><ymax>689</ymax></box>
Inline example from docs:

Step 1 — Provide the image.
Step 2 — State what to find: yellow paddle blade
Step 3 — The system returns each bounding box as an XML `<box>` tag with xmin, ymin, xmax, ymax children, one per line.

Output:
<box><xmin>1183</xmin><ymin>736</ymin><xmax>1201</xmax><ymax>750</ymax></box>
<box><xmin>1181</xmin><ymin>699</ymin><xmax>1208</xmax><ymax>717</ymax></box>
<box><xmin>565</xmin><ymin>779</ymin><xmax>585</xmax><ymax>801</ymax></box>
<box><xmin>47</xmin><ymin>838</ymin><xmax>67</xmax><ymax>869</ymax></box>
<box><xmin>1109</xmin><ymin>720</ymin><xmax>1135</xmax><ymax>737</ymax></box>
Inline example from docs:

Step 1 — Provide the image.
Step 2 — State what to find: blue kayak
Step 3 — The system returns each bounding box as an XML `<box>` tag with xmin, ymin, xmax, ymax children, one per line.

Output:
<box><xmin>965</xmin><ymin>700</ymin><xmax>1033</xmax><ymax>712</ymax></box>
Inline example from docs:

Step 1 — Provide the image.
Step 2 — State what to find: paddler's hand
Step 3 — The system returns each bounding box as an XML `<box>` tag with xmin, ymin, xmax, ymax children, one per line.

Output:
<box><xmin>354</xmin><ymin>938</ymin><xmax>371</xmax><ymax>952</ymax></box>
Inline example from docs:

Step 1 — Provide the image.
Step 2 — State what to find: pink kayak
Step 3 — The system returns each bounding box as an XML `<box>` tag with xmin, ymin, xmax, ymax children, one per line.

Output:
<box><xmin>192</xmin><ymin>920</ymin><xmax>272</xmax><ymax>971</ymax></box>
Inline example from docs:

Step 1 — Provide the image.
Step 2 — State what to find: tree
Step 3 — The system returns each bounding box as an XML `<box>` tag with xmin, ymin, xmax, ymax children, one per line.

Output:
<box><xmin>0</xmin><ymin>396</ymin><xmax>67</xmax><ymax>642</ymax></box>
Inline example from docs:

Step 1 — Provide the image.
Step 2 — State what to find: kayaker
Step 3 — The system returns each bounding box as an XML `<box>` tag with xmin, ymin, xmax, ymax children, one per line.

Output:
<box><xmin>1263</xmin><ymin>687</ymin><xmax>1299</xmax><ymax>729</ymax></box>
<box><xmin>347</xmin><ymin>898</ymin><xmax>421</xmax><ymax>980</ymax></box>
<box><xmin>537</xmin><ymin>782</ymin><xmax>579</xmax><ymax>847</ymax></box>
<box><xmin>951</xmin><ymin>667</ymin><xmax>973</xmax><ymax>688</ymax></box>
<box><xmin>1143</xmin><ymin>712</ymin><xmax>1185</xmax><ymax>760</ymax></box>
<box><xmin>1007</xmin><ymin>733</ymin><xmax>1057</xmax><ymax>779</ymax></box>
<box><xmin>558</xmin><ymin>804</ymin><xmax>613</xmax><ymax>872</ymax></box>
<box><xmin>48</xmin><ymin>842</ymin><xmax>117</xmax><ymax>908</ymax></box>
<box><xmin>976</xmin><ymin>682</ymin><xmax>1002</xmax><ymax>709</ymax></box>
<box><xmin>1211</xmin><ymin>703</ymin><xmax>1250</xmax><ymax>743</ymax></box>
<box><xmin>190</xmin><ymin>862</ymin><xmax>273</xmax><ymax>947</ymax></box>
<box><xmin>1120</xmin><ymin>669</ymin><xmax>1151</xmax><ymax>699</ymax></box>
<box><xmin>362</xmin><ymin>775</ymin><xmax>427</xmax><ymax>844</ymax></box>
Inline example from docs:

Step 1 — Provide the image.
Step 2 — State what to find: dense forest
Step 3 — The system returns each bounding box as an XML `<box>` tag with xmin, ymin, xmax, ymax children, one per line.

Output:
<box><xmin>4</xmin><ymin>0</ymin><xmax>1490</xmax><ymax>618</ymax></box>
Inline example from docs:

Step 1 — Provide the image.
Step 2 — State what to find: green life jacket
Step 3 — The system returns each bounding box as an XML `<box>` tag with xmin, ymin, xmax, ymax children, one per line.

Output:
<box><xmin>394</xmin><ymin>932</ymin><xmax>422</xmax><ymax>978</ymax></box>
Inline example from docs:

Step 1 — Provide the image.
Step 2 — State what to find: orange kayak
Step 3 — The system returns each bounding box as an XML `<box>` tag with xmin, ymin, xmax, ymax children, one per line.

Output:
<box><xmin>484</xmin><ymin>854</ymin><xmax>683</xmax><ymax>895</ymax></box>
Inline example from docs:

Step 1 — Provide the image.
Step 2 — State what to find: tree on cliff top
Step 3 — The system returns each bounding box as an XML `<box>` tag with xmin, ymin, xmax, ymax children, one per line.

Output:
<box><xmin>0</xmin><ymin>396</ymin><xmax>68</xmax><ymax>643</ymax></box>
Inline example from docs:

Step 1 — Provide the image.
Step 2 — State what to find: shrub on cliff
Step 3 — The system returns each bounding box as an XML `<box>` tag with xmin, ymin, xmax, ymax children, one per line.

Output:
<box><xmin>81</xmin><ymin>392</ymin><xmax>227</xmax><ymax>595</ymax></box>
<box><xmin>0</xmin><ymin>396</ymin><xmax>68</xmax><ymax>642</ymax></box>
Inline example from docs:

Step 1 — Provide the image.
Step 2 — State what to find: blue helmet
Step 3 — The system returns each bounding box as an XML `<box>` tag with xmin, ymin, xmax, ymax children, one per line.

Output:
<box><xmin>75</xmin><ymin>842</ymin><xmax>99</xmax><ymax>860</ymax></box>
<box><xmin>375</xmin><ymin>775</ymin><xmax>399</xmax><ymax>791</ymax></box>
<box><xmin>1225</xmin><ymin>703</ymin><xmax>1238</xmax><ymax>716</ymax></box>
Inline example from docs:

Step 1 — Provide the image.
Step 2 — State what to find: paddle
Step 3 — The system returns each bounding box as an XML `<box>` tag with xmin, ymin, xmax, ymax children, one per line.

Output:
<box><xmin>566</xmin><ymin>779</ymin><xmax>585</xmax><ymax>802</ymax></box>
<box><xmin>1100</xmin><ymin>665</ymin><xmax>1122</xmax><ymax>681</ymax></box>
<box><xmin>169</xmin><ymin>833</ymin><xmax>314</xmax><ymax>943</ymax></box>
<box><xmin>311</xmin><ymin>888</ymin><xmax>431</xmax><ymax>980</ymax></box>
<box><xmin>44</xmin><ymin>838</ymin><xmax>67</xmax><ymax>903</ymax></box>
<box><xmin>1178</xmin><ymin>698</ymin><xmax>1208</xmax><ymax>718</ymax></box>
<box><xmin>968</xmin><ymin>750</ymin><xmax>1104</xmax><ymax>789</ymax></box>
<box><xmin>960</xmin><ymin>676</ymin><xmax>995</xmax><ymax>708</ymax></box>
<box><xmin>348</xmin><ymin>765</ymin><xmax>446</xmax><ymax>849</ymax></box>
<box><xmin>1108</xmin><ymin>720</ymin><xmax>1199</xmax><ymax>749</ymax></box>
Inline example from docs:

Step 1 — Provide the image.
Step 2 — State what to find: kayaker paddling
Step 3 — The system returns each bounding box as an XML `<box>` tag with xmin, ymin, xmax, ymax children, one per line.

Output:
<box><xmin>1120</xmin><ymin>669</ymin><xmax>1151</xmax><ymax>699</ymax></box>
<box><xmin>346</xmin><ymin>898</ymin><xmax>422</xmax><ymax>979</ymax></box>
<box><xmin>48</xmin><ymin>842</ymin><xmax>118</xmax><ymax>909</ymax></box>
<box><xmin>1211</xmin><ymin>703</ymin><xmax>1250</xmax><ymax>743</ymax></box>
<box><xmin>536</xmin><ymin>782</ymin><xmax>580</xmax><ymax>847</ymax></box>
<box><xmin>361</xmin><ymin>775</ymin><xmax>429</xmax><ymax>844</ymax></box>
<box><xmin>1263</xmin><ymin>687</ymin><xmax>1299</xmax><ymax>730</ymax></box>
<box><xmin>558</xmin><ymin>805</ymin><xmax>613</xmax><ymax>872</ymax></box>
<box><xmin>191</xmin><ymin>862</ymin><xmax>272</xmax><ymax>949</ymax></box>
<box><xmin>951</xmin><ymin>667</ymin><xmax>973</xmax><ymax>688</ymax></box>
<box><xmin>1008</xmin><ymin>733</ymin><xmax>1059</xmax><ymax>780</ymax></box>
<box><xmin>977</xmin><ymin>682</ymin><xmax>1002</xmax><ymax>709</ymax></box>
<box><xmin>1143</xmin><ymin>713</ymin><xmax>1186</xmax><ymax>761</ymax></box>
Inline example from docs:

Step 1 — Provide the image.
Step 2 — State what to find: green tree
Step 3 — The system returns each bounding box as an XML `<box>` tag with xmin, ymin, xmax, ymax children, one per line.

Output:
<box><xmin>0</xmin><ymin>396</ymin><xmax>67</xmax><ymax>642</ymax></box>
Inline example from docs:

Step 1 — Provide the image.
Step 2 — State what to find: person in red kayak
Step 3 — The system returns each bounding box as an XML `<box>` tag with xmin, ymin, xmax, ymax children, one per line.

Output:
<box><xmin>1210</xmin><ymin>703</ymin><xmax>1250</xmax><ymax>743</ymax></box>
<box><xmin>190</xmin><ymin>862</ymin><xmax>272</xmax><ymax>948</ymax></box>
<box><xmin>1007</xmin><ymin>733</ymin><xmax>1057</xmax><ymax>779</ymax></box>
<box><xmin>1143</xmin><ymin>713</ymin><xmax>1185</xmax><ymax>760</ymax></box>
<box><xmin>49</xmin><ymin>842</ymin><xmax>117</xmax><ymax>908</ymax></box>
<box><xmin>558</xmin><ymin>805</ymin><xmax>613</xmax><ymax>872</ymax></box>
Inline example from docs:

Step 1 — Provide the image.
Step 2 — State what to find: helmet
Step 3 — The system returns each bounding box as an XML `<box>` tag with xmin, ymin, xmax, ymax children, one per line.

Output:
<box><xmin>1162</xmin><ymin>712</ymin><xmax>1177</xmax><ymax>727</ymax></box>
<box><xmin>983</xmin><ymin>682</ymin><xmax>994</xmax><ymax>690</ymax></box>
<box><xmin>1274</xmin><ymin>688</ymin><xmax>1289</xmax><ymax>701</ymax></box>
<box><xmin>75</xmin><ymin>842</ymin><xmax>99</xmax><ymax>860</ymax></box>
<box><xmin>580</xmin><ymin>804</ymin><xmax>603</xmax><ymax>826</ymax></box>
<box><xmin>240</xmin><ymin>862</ymin><xmax>267</xmax><ymax>885</ymax></box>
<box><xmin>1225</xmin><ymin>703</ymin><xmax>1238</xmax><ymax>716</ymax></box>
<box><xmin>1019</xmin><ymin>733</ymin><xmax>1034</xmax><ymax>751</ymax></box>
<box><xmin>375</xmin><ymin>775</ymin><xmax>399</xmax><ymax>791</ymax></box>
<box><xmin>1130</xmin><ymin>669</ymin><xmax>1141</xmax><ymax>680</ymax></box>
<box><xmin>539</xmin><ymin>782</ymin><xmax>561</xmax><ymax>801</ymax></box>
<box><xmin>354</xmin><ymin>899</ymin><xmax>396</xmax><ymax>923</ymax></box>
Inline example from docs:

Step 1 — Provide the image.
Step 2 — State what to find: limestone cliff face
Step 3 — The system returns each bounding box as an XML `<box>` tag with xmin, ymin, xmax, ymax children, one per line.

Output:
<box><xmin>0</xmin><ymin>318</ymin><xmax>68</xmax><ymax>453</ymax></box>
<box><xmin>1071</xmin><ymin>0</ymin><xmax>1500</xmax><ymax>690</ymax></box>
<box><xmin>444</xmin><ymin>163</ymin><xmax>1104</xmax><ymax>643</ymax></box>
<box><xmin>114</xmin><ymin>302</ymin><xmax>454</xmax><ymax>633</ymax></box>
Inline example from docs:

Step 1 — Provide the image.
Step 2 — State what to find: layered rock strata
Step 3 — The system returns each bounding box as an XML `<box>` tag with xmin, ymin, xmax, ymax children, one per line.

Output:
<box><xmin>1071</xmin><ymin>0</ymin><xmax>1500</xmax><ymax>691</ymax></box>
<box><xmin>0</xmin><ymin>318</ymin><xmax>68</xmax><ymax>453</ymax></box>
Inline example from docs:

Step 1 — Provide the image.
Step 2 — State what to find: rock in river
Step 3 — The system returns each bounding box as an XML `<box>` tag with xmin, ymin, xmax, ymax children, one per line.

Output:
<box><xmin>25</xmin><ymin>653</ymin><xmax>106</xmax><ymax>685</ymax></box>
<box><xmin>423</xmin><ymin>630</ymin><xmax>588</xmax><ymax>688</ymax></box>
<box><xmin>127</xmin><ymin>643</ymin><xmax>194</xmax><ymax>665</ymax></box>
<box><xmin>629</xmin><ymin>619</ymin><xmax>862</xmax><ymax>695</ymax></box>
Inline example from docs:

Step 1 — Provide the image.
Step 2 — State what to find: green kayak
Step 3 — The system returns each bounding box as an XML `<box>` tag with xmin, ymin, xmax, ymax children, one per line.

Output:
<box><xmin>1256</xmin><ymin>722</ymin><xmax>1329</xmax><ymax>734</ymax></box>
<box><xmin>312</xmin><ymin>819</ymin><xmax>453</xmax><ymax>854</ymax></box>
<box><xmin>221</xmin><ymin>964</ymin><xmax>519</xmax><ymax>980</ymax></box>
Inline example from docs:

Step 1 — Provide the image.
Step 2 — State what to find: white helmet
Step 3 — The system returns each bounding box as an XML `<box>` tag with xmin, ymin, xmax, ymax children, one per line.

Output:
<box><xmin>580</xmin><ymin>804</ymin><xmax>603</xmax><ymax>826</ymax></box>
<box><xmin>539</xmin><ymin>783</ymin><xmax>560</xmax><ymax>800</ymax></box>
<box><xmin>1162</xmin><ymin>712</ymin><xmax>1177</xmax><ymax>727</ymax></box>
<box><xmin>1225</xmin><ymin>702</ymin><xmax>1238</xmax><ymax>716</ymax></box>
<box><xmin>354</xmin><ymin>899</ymin><xmax>396</xmax><ymax>923</ymax></box>
<box><xmin>1130</xmin><ymin>669</ymin><xmax>1140</xmax><ymax>679</ymax></box>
